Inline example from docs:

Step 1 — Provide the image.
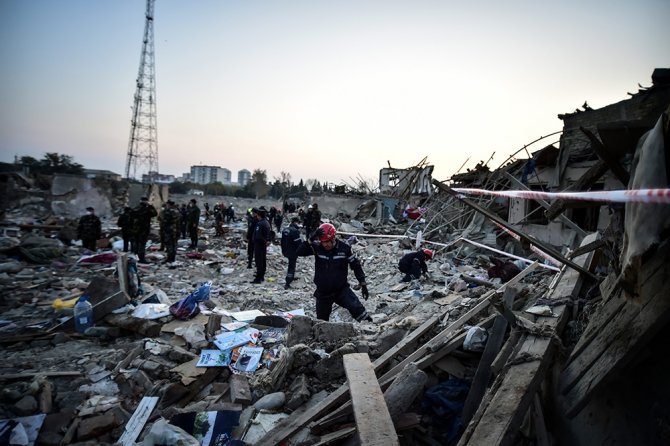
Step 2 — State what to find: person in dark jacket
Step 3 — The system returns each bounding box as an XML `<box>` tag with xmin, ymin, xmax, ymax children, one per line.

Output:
<box><xmin>273</xmin><ymin>209</ymin><xmax>283</xmax><ymax>234</ymax></box>
<box><xmin>132</xmin><ymin>197</ymin><xmax>157</xmax><ymax>263</ymax></box>
<box><xmin>398</xmin><ymin>248</ymin><xmax>433</xmax><ymax>282</ymax></box>
<box><xmin>251</xmin><ymin>207</ymin><xmax>271</xmax><ymax>283</ymax></box>
<box><xmin>161</xmin><ymin>200</ymin><xmax>181</xmax><ymax>263</ymax></box>
<box><xmin>280</xmin><ymin>217</ymin><xmax>302</xmax><ymax>289</ymax></box>
<box><xmin>245</xmin><ymin>208</ymin><xmax>258</xmax><ymax>269</ymax></box>
<box><xmin>296</xmin><ymin>223</ymin><xmax>372</xmax><ymax>322</ymax></box>
<box><xmin>116</xmin><ymin>206</ymin><xmax>134</xmax><ymax>252</ymax></box>
<box><xmin>77</xmin><ymin>207</ymin><xmax>102</xmax><ymax>251</ymax></box>
<box><xmin>179</xmin><ymin>204</ymin><xmax>188</xmax><ymax>239</ymax></box>
<box><xmin>187</xmin><ymin>199</ymin><xmax>201</xmax><ymax>249</ymax></box>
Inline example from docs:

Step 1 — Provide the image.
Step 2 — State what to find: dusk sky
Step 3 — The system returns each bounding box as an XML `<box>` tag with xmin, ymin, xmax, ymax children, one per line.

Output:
<box><xmin>1</xmin><ymin>0</ymin><xmax>668</xmax><ymax>186</ymax></box>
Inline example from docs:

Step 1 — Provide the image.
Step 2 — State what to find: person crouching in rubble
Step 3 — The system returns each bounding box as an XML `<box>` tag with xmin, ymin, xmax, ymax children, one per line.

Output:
<box><xmin>296</xmin><ymin>223</ymin><xmax>372</xmax><ymax>322</ymax></box>
<box><xmin>77</xmin><ymin>206</ymin><xmax>102</xmax><ymax>251</ymax></box>
<box><xmin>398</xmin><ymin>248</ymin><xmax>433</xmax><ymax>282</ymax></box>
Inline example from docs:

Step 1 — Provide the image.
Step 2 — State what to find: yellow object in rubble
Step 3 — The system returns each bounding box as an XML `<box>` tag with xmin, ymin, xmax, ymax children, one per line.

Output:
<box><xmin>52</xmin><ymin>296</ymin><xmax>80</xmax><ymax>310</ymax></box>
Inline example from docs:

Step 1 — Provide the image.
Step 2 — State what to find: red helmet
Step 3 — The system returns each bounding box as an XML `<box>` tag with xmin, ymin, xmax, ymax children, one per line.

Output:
<box><xmin>423</xmin><ymin>249</ymin><xmax>433</xmax><ymax>259</ymax></box>
<box><xmin>319</xmin><ymin>223</ymin><xmax>337</xmax><ymax>242</ymax></box>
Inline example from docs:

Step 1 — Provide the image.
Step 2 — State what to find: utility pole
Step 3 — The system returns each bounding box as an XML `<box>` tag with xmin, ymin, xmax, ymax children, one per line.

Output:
<box><xmin>125</xmin><ymin>0</ymin><xmax>158</xmax><ymax>181</ymax></box>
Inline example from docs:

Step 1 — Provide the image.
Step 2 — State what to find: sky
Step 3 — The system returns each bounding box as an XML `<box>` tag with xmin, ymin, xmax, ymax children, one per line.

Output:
<box><xmin>1</xmin><ymin>0</ymin><xmax>668</xmax><ymax>187</ymax></box>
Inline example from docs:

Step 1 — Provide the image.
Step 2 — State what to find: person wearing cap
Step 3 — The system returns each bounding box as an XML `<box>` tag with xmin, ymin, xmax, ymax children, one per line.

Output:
<box><xmin>296</xmin><ymin>223</ymin><xmax>372</xmax><ymax>322</ymax></box>
<box><xmin>251</xmin><ymin>206</ymin><xmax>272</xmax><ymax>283</ymax></box>
<box><xmin>132</xmin><ymin>197</ymin><xmax>158</xmax><ymax>263</ymax></box>
<box><xmin>245</xmin><ymin>207</ymin><xmax>258</xmax><ymax>269</ymax></box>
<box><xmin>398</xmin><ymin>248</ymin><xmax>433</xmax><ymax>282</ymax></box>
<box><xmin>77</xmin><ymin>207</ymin><xmax>102</xmax><ymax>251</ymax></box>
<box><xmin>187</xmin><ymin>198</ymin><xmax>201</xmax><ymax>249</ymax></box>
<box><xmin>280</xmin><ymin>216</ymin><xmax>302</xmax><ymax>289</ymax></box>
<box><xmin>161</xmin><ymin>200</ymin><xmax>181</xmax><ymax>263</ymax></box>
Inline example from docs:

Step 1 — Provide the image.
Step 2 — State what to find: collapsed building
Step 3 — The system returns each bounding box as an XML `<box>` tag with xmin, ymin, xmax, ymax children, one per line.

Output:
<box><xmin>0</xmin><ymin>68</ymin><xmax>668</xmax><ymax>445</ymax></box>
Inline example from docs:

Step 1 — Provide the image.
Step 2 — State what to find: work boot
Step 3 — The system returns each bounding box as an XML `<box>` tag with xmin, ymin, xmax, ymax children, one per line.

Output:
<box><xmin>284</xmin><ymin>283</ymin><xmax>291</xmax><ymax>290</ymax></box>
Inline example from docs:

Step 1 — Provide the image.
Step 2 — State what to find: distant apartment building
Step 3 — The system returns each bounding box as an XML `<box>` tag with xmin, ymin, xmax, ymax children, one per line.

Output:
<box><xmin>190</xmin><ymin>165</ymin><xmax>228</xmax><ymax>185</ymax></box>
<box><xmin>237</xmin><ymin>169</ymin><xmax>251</xmax><ymax>187</ymax></box>
<box><xmin>220</xmin><ymin>168</ymin><xmax>232</xmax><ymax>184</ymax></box>
<box><xmin>83</xmin><ymin>169</ymin><xmax>122</xmax><ymax>181</ymax></box>
<box><xmin>141</xmin><ymin>171</ymin><xmax>175</xmax><ymax>184</ymax></box>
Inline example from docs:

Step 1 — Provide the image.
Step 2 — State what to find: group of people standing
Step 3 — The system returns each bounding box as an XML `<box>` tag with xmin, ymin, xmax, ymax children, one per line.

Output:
<box><xmin>114</xmin><ymin>197</ymin><xmax>200</xmax><ymax>263</ymax></box>
<box><xmin>80</xmin><ymin>197</ymin><xmax>435</xmax><ymax>324</ymax></box>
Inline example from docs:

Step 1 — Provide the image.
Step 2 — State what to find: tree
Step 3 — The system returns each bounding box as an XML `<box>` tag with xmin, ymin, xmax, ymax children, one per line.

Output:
<box><xmin>250</xmin><ymin>169</ymin><xmax>270</xmax><ymax>199</ymax></box>
<box><xmin>39</xmin><ymin>152</ymin><xmax>84</xmax><ymax>174</ymax></box>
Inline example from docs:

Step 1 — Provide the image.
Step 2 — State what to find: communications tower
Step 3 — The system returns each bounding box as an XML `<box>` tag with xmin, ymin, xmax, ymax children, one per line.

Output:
<box><xmin>125</xmin><ymin>0</ymin><xmax>158</xmax><ymax>181</ymax></box>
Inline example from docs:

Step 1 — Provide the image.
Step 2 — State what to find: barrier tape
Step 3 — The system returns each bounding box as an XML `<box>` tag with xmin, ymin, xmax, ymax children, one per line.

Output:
<box><xmin>452</xmin><ymin>188</ymin><xmax>670</xmax><ymax>204</ymax></box>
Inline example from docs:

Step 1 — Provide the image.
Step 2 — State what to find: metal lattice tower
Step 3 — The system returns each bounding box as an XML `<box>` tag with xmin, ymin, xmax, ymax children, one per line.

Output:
<box><xmin>125</xmin><ymin>0</ymin><xmax>158</xmax><ymax>181</ymax></box>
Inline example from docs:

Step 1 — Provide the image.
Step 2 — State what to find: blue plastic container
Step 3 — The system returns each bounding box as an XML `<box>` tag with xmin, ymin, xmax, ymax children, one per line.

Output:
<box><xmin>74</xmin><ymin>295</ymin><xmax>93</xmax><ymax>333</ymax></box>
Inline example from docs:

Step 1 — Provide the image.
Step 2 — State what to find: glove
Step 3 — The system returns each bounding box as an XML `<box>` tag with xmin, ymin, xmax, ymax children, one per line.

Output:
<box><xmin>360</xmin><ymin>282</ymin><xmax>369</xmax><ymax>300</ymax></box>
<box><xmin>309</xmin><ymin>227</ymin><xmax>324</xmax><ymax>241</ymax></box>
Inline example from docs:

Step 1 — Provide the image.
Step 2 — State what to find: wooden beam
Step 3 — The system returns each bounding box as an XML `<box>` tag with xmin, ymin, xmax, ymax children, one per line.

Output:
<box><xmin>459</xmin><ymin>232</ymin><xmax>599</xmax><ymax>446</ymax></box>
<box><xmin>432</xmin><ymin>179</ymin><xmax>595</xmax><ymax>279</ymax></box>
<box><xmin>502</xmin><ymin>172</ymin><xmax>587</xmax><ymax>237</ymax></box>
<box><xmin>343</xmin><ymin>353</ymin><xmax>399</xmax><ymax>446</ymax></box>
<box><xmin>580</xmin><ymin>126</ymin><xmax>630</xmax><ymax>186</ymax></box>
<box><xmin>461</xmin><ymin>287</ymin><xmax>518</xmax><ymax>425</ymax></box>
<box><xmin>118</xmin><ymin>396</ymin><xmax>159</xmax><ymax>446</ymax></box>
<box><xmin>560</xmin><ymin>240</ymin><xmax>670</xmax><ymax>416</ymax></box>
<box><xmin>256</xmin><ymin>313</ymin><xmax>441</xmax><ymax>446</ymax></box>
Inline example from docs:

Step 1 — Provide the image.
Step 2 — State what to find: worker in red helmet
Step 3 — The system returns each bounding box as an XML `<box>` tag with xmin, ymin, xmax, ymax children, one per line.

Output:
<box><xmin>296</xmin><ymin>223</ymin><xmax>372</xmax><ymax>322</ymax></box>
<box><xmin>398</xmin><ymin>248</ymin><xmax>433</xmax><ymax>282</ymax></box>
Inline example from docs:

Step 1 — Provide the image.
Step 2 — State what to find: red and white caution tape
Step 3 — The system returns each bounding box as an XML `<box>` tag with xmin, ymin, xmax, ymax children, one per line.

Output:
<box><xmin>452</xmin><ymin>188</ymin><xmax>670</xmax><ymax>204</ymax></box>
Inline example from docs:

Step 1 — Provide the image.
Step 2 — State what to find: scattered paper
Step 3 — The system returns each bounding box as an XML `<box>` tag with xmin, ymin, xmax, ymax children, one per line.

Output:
<box><xmin>197</xmin><ymin>350</ymin><xmax>232</xmax><ymax>367</ymax></box>
<box><xmin>232</xmin><ymin>346</ymin><xmax>263</xmax><ymax>373</ymax></box>
<box><xmin>229</xmin><ymin>309</ymin><xmax>265</xmax><ymax>322</ymax></box>
<box><xmin>213</xmin><ymin>327</ymin><xmax>260</xmax><ymax>351</ymax></box>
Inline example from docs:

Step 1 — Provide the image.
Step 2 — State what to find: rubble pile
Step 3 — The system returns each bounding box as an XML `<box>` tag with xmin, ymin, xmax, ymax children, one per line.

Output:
<box><xmin>0</xmin><ymin>201</ymin><xmax>557</xmax><ymax>445</ymax></box>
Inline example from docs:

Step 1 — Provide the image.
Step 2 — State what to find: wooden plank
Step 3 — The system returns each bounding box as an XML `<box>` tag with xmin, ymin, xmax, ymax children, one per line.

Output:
<box><xmin>379</xmin><ymin>262</ymin><xmax>539</xmax><ymax>385</ymax></box>
<box><xmin>502</xmin><ymin>172</ymin><xmax>587</xmax><ymax>237</ymax></box>
<box><xmin>414</xmin><ymin>314</ymin><xmax>496</xmax><ymax>371</ymax></box>
<box><xmin>460</xmin><ymin>233</ymin><xmax>598</xmax><ymax>446</ymax></box>
<box><xmin>560</xmin><ymin>241</ymin><xmax>670</xmax><ymax>416</ymax></box>
<box><xmin>117</xmin><ymin>253</ymin><xmax>129</xmax><ymax>295</ymax></box>
<box><xmin>118</xmin><ymin>396</ymin><xmax>159</xmax><ymax>446</ymax></box>
<box><xmin>343</xmin><ymin>353</ymin><xmax>399</xmax><ymax>446</ymax></box>
<box><xmin>256</xmin><ymin>312</ymin><xmax>441</xmax><ymax>446</ymax></box>
<box><xmin>461</xmin><ymin>287</ymin><xmax>517</xmax><ymax>425</ymax></box>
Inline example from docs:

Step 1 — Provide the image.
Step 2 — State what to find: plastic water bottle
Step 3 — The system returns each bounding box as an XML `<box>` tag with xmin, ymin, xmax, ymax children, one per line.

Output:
<box><xmin>74</xmin><ymin>295</ymin><xmax>93</xmax><ymax>333</ymax></box>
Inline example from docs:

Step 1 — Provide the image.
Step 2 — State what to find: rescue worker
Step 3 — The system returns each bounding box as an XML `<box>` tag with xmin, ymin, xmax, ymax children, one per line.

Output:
<box><xmin>158</xmin><ymin>203</ymin><xmax>167</xmax><ymax>251</ymax></box>
<box><xmin>280</xmin><ymin>216</ymin><xmax>302</xmax><ymax>289</ymax></box>
<box><xmin>273</xmin><ymin>209</ymin><xmax>283</xmax><ymax>233</ymax></box>
<box><xmin>398</xmin><ymin>248</ymin><xmax>433</xmax><ymax>282</ymax></box>
<box><xmin>116</xmin><ymin>206</ymin><xmax>134</xmax><ymax>252</ymax></box>
<box><xmin>77</xmin><ymin>206</ymin><xmax>102</xmax><ymax>251</ymax></box>
<box><xmin>296</xmin><ymin>223</ymin><xmax>372</xmax><ymax>322</ymax></box>
<box><xmin>187</xmin><ymin>199</ymin><xmax>201</xmax><ymax>249</ymax></box>
<box><xmin>251</xmin><ymin>207</ymin><xmax>271</xmax><ymax>283</ymax></box>
<box><xmin>226</xmin><ymin>203</ymin><xmax>235</xmax><ymax>223</ymax></box>
<box><xmin>245</xmin><ymin>208</ymin><xmax>258</xmax><ymax>269</ymax></box>
<box><xmin>132</xmin><ymin>196</ymin><xmax>157</xmax><ymax>263</ymax></box>
<box><xmin>161</xmin><ymin>200</ymin><xmax>181</xmax><ymax>263</ymax></box>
